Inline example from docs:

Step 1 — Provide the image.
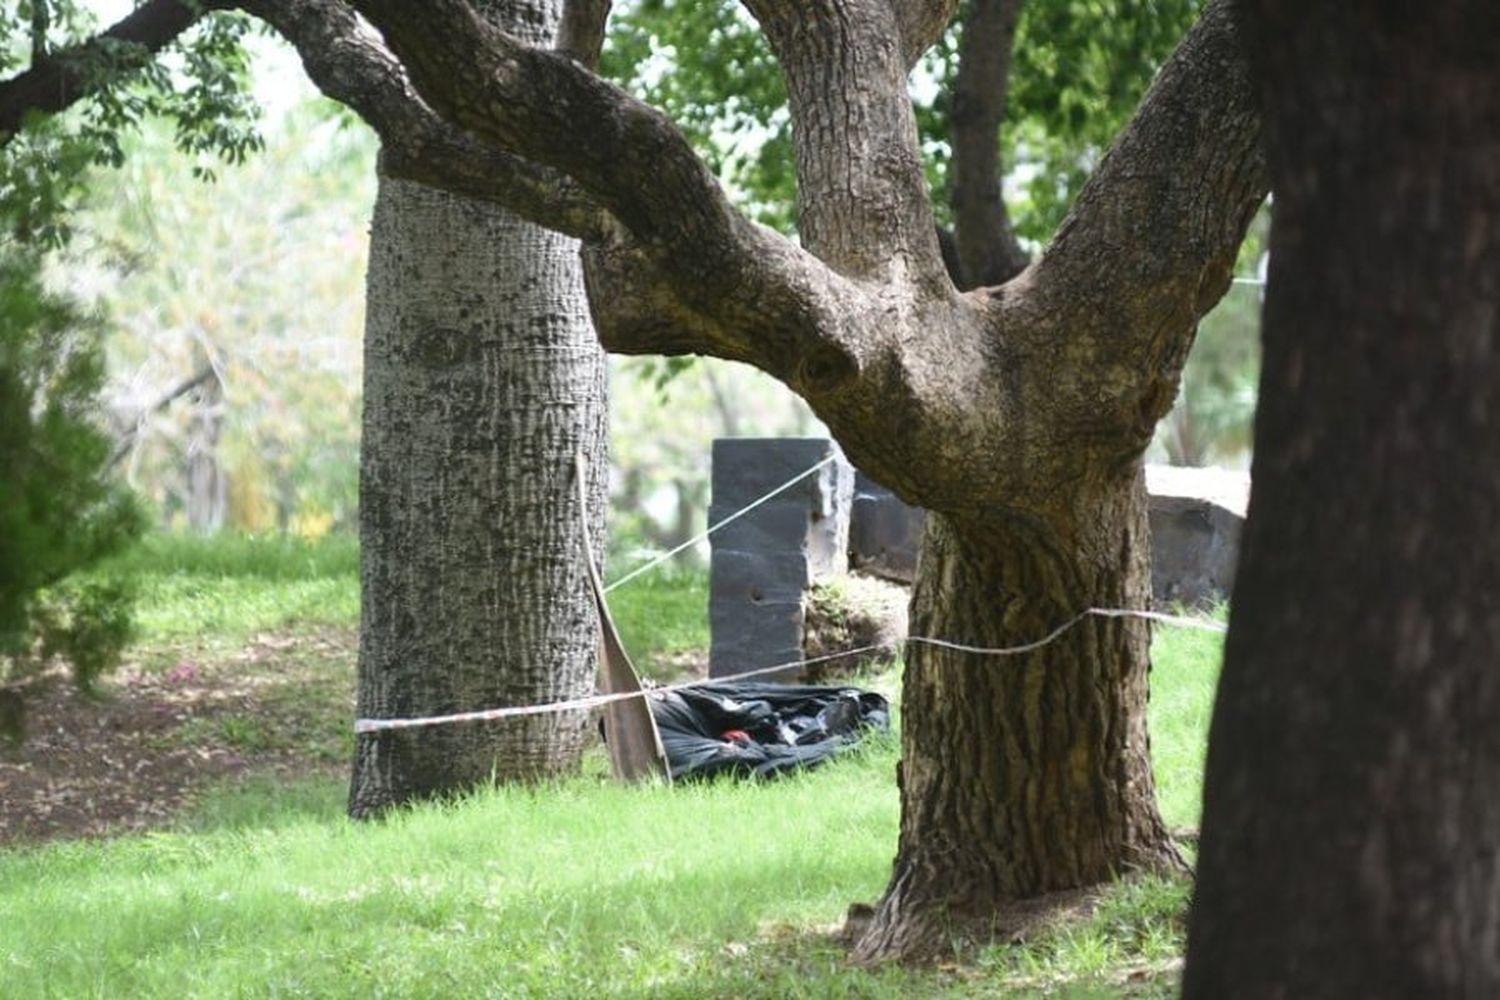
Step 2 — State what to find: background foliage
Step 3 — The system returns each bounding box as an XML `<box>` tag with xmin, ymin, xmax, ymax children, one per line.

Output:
<box><xmin>5</xmin><ymin>1</ymin><xmax>1262</xmax><ymax>569</ymax></box>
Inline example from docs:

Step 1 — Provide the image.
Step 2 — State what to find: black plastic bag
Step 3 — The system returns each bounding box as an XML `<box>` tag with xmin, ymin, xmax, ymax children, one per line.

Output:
<box><xmin>647</xmin><ymin>681</ymin><xmax>889</xmax><ymax>781</ymax></box>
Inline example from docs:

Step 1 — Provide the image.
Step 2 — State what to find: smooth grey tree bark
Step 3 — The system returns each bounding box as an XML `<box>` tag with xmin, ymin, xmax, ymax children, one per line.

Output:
<box><xmin>345</xmin><ymin>0</ymin><xmax>608</xmax><ymax>818</ymax></box>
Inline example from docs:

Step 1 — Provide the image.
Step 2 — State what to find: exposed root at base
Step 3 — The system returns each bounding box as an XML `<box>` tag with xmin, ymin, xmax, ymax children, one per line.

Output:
<box><xmin>846</xmin><ymin>852</ymin><xmax>1198</xmax><ymax>968</ymax></box>
<box><xmin>847</xmin><ymin>885</ymin><xmax>1104</xmax><ymax>965</ymax></box>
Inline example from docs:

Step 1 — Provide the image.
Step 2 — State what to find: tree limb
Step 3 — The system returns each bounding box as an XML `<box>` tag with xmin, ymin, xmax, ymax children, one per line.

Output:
<box><xmin>0</xmin><ymin>0</ymin><xmax>209</xmax><ymax>143</ymax></box>
<box><xmin>893</xmin><ymin>0</ymin><xmax>961</xmax><ymax>68</ymax></box>
<box><xmin>106</xmin><ymin>364</ymin><xmax>217</xmax><ymax>472</ymax></box>
<box><xmin>346</xmin><ymin>0</ymin><xmax>863</xmax><ymax>379</ymax></box>
<box><xmin>349</xmin><ymin>1</ymin><xmax>740</xmax><ymax>251</ymax></box>
<box><xmin>30</xmin><ymin>0</ymin><xmax>50</xmax><ymax>62</ymax></box>
<box><xmin>949</xmin><ymin>0</ymin><xmax>1030</xmax><ymax>288</ymax></box>
<box><xmin>1025</xmin><ymin>0</ymin><xmax>1267</xmax><ymax>445</ymax></box>
<box><xmin>557</xmin><ymin>0</ymin><xmax>610</xmax><ymax>71</ymax></box>
<box><xmin>238</xmin><ymin>0</ymin><xmax>617</xmax><ymax>243</ymax></box>
<box><xmin>742</xmin><ymin>0</ymin><xmax>950</xmax><ymax>287</ymax></box>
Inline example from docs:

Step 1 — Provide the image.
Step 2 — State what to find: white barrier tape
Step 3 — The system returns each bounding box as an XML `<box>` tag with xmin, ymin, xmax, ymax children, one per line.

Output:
<box><xmin>353</xmin><ymin>607</ymin><xmax>1226</xmax><ymax>735</ymax></box>
<box><xmin>602</xmin><ymin>455</ymin><xmax>838</xmax><ymax>594</ymax></box>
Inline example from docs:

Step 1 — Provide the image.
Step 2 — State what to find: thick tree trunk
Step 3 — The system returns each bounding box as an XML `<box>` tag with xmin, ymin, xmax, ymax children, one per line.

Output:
<box><xmin>334</xmin><ymin>0</ymin><xmax>1265</xmax><ymax>953</ymax></box>
<box><xmin>1184</xmin><ymin>3</ymin><xmax>1500</xmax><ymax>995</ymax></box>
<box><xmin>348</xmin><ymin>0</ymin><xmax>606</xmax><ymax>818</ymax></box>
<box><xmin>855</xmin><ymin>475</ymin><xmax>1180</xmax><ymax>960</ymax></box>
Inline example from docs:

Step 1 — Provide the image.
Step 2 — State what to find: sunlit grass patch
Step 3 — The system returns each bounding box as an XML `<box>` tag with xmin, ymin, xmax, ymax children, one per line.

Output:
<box><xmin>1149</xmin><ymin>614</ymin><xmax>1225</xmax><ymax>831</ymax></box>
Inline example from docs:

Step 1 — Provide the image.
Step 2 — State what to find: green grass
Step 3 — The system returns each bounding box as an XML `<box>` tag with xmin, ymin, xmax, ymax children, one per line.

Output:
<box><xmin>0</xmin><ymin>730</ymin><xmax>1201</xmax><ymax>998</ymax></box>
<box><xmin>95</xmin><ymin>533</ymin><xmax>361</xmax><ymax>645</ymax></box>
<box><xmin>607</xmin><ymin>566</ymin><xmax>709</xmax><ymax>676</ymax></box>
<box><xmin>2</xmin><ymin>535</ymin><xmax>1227</xmax><ymax>997</ymax></box>
<box><xmin>1148</xmin><ymin>615</ymin><xmax>1227</xmax><ymax>831</ymax></box>
<box><xmin>95</xmin><ymin>534</ymin><xmax>708</xmax><ymax>678</ymax></box>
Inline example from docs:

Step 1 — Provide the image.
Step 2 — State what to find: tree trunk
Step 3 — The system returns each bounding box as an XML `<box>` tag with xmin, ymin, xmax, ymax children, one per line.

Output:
<box><xmin>855</xmin><ymin>474</ymin><xmax>1181</xmax><ymax>959</ymax></box>
<box><xmin>329</xmin><ymin>0</ymin><xmax>1266</xmax><ymax>953</ymax></box>
<box><xmin>1184</xmin><ymin>3</ymin><xmax>1500</xmax><ymax>995</ymax></box>
<box><xmin>184</xmin><ymin>372</ymin><xmax>225</xmax><ymax>534</ymax></box>
<box><xmin>348</xmin><ymin>0</ymin><xmax>606</xmax><ymax>818</ymax></box>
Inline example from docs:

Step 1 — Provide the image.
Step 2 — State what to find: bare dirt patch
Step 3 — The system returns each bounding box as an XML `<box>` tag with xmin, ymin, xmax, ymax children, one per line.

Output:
<box><xmin>0</xmin><ymin>626</ymin><xmax>355</xmax><ymax>847</ymax></box>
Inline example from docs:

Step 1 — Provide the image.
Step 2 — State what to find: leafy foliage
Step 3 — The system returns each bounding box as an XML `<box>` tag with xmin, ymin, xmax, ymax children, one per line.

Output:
<box><xmin>1001</xmin><ymin>0</ymin><xmax>1205</xmax><ymax>240</ymax></box>
<box><xmin>603</xmin><ymin>0</ymin><xmax>794</xmax><ymax>231</ymax></box>
<box><xmin>1</xmin><ymin>2</ymin><xmax>264</xmax><ymax>243</ymax></box>
<box><xmin>604</xmin><ymin>0</ymin><xmax>1205</xmax><ymax>242</ymax></box>
<box><xmin>0</xmin><ymin>1</ymin><xmax>270</xmax><ymax>698</ymax></box>
<box><xmin>0</xmin><ymin>251</ymin><xmax>143</xmax><ymax>691</ymax></box>
<box><xmin>29</xmin><ymin>576</ymin><xmax>137</xmax><ymax>692</ymax></box>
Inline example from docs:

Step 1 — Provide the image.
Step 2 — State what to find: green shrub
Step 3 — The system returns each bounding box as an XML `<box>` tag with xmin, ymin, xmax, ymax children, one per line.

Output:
<box><xmin>0</xmin><ymin>252</ymin><xmax>144</xmax><ymax>707</ymax></box>
<box><xmin>29</xmin><ymin>577</ymin><xmax>138</xmax><ymax>693</ymax></box>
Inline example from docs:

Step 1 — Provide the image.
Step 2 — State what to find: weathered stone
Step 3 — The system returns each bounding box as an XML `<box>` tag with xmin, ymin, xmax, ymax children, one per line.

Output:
<box><xmin>709</xmin><ymin>447</ymin><xmax>1248</xmax><ymax>672</ymax></box>
<box><xmin>1144</xmin><ymin>464</ymin><xmax>1249</xmax><ymax>608</ymax></box>
<box><xmin>709</xmin><ymin>438</ymin><xmax>853</xmax><ymax>678</ymax></box>
<box><xmin>847</xmin><ymin>470</ymin><xmax>926</xmax><ymax>584</ymax></box>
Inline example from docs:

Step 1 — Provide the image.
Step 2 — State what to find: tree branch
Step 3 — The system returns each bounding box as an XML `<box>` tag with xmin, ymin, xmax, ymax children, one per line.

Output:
<box><xmin>743</xmin><ymin>0</ymin><xmax>949</xmax><ymax>287</ymax></box>
<box><xmin>0</xmin><ymin>0</ymin><xmax>209</xmax><ymax>142</ymax></box>
<box><xmin>107</xmin><ymin>364</ymin><xmax>218</xmax><ymax>472</ymax></box>
<box><xmin>949</xmin><ymin>0</ymin><xmax>1030</xmax><ymax>288</ymax></box>
<box><xmin>345</xmin><ymin>0</ymin><xmax>866</xmax><ymax>382</ymax></box>
<box><xmin>30</xmin><ymin>0</ymin><xmax>51</xmax><ymax>62</ymax></box>
<box><xmin>349</xmin><ymin>1</ymin><xmax>738</xmax><ymax>253</ymax></box>
<box><xmin>1025</xmin><ymin>0</ymin><xmax>1267</xmax><ymax>445</ymax></box>
<box><xmin>894</xmin><ymin>0</ymin><xmax>961</xmax><ymax>68</ymax></box>
<box><xmin>557</xmin><ymin>0</ymin><xmax>610</xmax><ymax>71</ymax></box>
<box><xmin>237</xmin><ymin>0</ymin><xmax>617</xmax><ymax>243</ymax></box>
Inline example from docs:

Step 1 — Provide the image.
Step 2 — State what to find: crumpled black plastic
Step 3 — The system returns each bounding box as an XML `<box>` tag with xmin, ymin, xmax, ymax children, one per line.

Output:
<box><xmin>647</xmin><ymin>681</ymin><xmax>890</xmax><ymax>781</ymax></box>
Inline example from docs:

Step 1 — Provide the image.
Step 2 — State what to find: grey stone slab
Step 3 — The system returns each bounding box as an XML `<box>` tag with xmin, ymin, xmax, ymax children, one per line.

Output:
<box><xmin>707</xmin><ymin>499</ymin><xmax>819</xmax><ymax>556</ymax></box>
<box><xmin>1148</xmin><ymin>495</ymin><xmax>1243</xmax><ymax>608</ymax></box>
<box><xmin>1144</xmin><ymin>464</ymin><xmax>1248</xmax><ymax>608</ymax></box>
<box><xmin>711</xmin><ymin>549</ymin><xmax>811</xmax><ymax>607</ymax></box>
<box><xmin>708</xmin><ymin>438</ymin><xmax>853</xmax><ymax>679</ymax></box>
<box><xmin>711</xmin><ymin>437</ymin><xmax>843</xmax><ymax>511</ymax></box>
<box><xmin>847</xmin><ymin>470</ymin><xmax>926</xmax><ymax>584</ymax></box>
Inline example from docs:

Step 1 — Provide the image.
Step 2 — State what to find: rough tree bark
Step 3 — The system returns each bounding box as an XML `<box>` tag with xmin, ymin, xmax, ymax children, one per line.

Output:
<box><xmin>333</xmin><ymin>0</ymin><xmax>1265</xmax><ymax>958</ymax></box>
<box><xmin>345</xmin><ymin>0</ymin><xmax>608</xmax><ymax>817</ymax></box>
<box><xmin>949</xmin><ymin>0</ymin><xmax>1030</xmax><ymax>288</ymax></box>
<box><xmin>1183</xmin><ymin>3</ymin><xmax>1500</xmax><ymax>995</ymax></box>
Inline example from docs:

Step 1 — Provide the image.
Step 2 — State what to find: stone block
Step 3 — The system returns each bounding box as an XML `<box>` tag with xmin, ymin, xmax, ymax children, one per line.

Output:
<box><xmin>708</xmin><ymin>438</ymin><xmax>852</xmax><ymax>678</ymax></box>
<box><xmin>1145</xmin><ymin>464</ymin><xmax>1249</xmax><ymax>608</ymax></box>
<box><xmin>847</xmin><ymin>470</ymin><xmax>926</xmax><ymax>584</ymax></box>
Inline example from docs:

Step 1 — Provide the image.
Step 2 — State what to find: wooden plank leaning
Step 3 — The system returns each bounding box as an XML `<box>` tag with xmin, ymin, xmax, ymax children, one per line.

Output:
<box><xmin>575</xmin><ymin>453</ymin><xmax>672</xmax><ymax>784</ymax></box>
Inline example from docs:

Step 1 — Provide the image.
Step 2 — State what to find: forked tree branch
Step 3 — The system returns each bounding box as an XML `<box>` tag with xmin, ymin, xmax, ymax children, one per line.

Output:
<box><xmin>1024</xmin><ymin>0</ymin><xmax>1267</xmax><ymax>437</ymax></box>
<box><xmin>742</xmin><ymin>0</ymin><xmax>949</xmax><ymax>287</ymax></box>
<box><xmin>894</xmin><ymin>0</ymin><xmax>961</xmax><ymax>67</ymax></box>
<box><xmin>239</xmin><ymin>0</ymin><xmax>618</xmax><ymax>243</ymax></box>
<box><xmin>350</xmin><ymin>1</ymin><xmax>746</xmax><ymax>253</ymax></box>
<box><xmin>0</xmin><ymin>0</ymin><xmax>213</xmax><ymax>142</ymax></box>
<box><xmin>346</xmin><ymin>0</ymin><xmax>862</xmax><ymax>376</ymax></box>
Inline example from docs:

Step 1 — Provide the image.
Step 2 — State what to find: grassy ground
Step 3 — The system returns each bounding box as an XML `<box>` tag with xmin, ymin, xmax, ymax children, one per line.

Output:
<box><xmin>0</xmin><ymin>534</ymin><xmax>1226</xmax><ymax>998</ymax></box>
<box><xmin>97</xmin><ymin>533</ymin><xmax>706</xmax><ymax>678</ymax></box>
